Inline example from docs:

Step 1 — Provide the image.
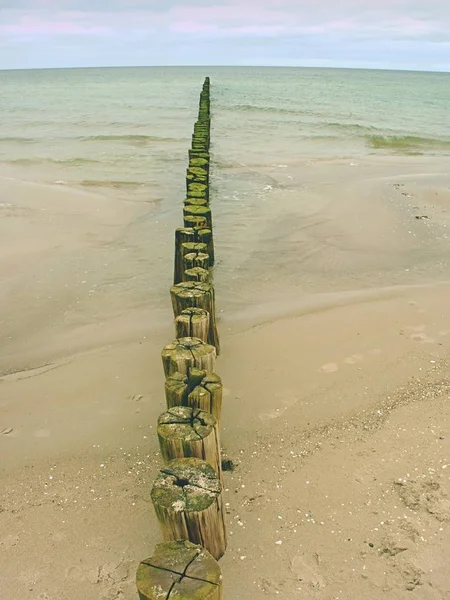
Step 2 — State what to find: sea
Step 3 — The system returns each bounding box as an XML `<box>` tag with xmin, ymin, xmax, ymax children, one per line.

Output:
<box><xmin>1</xmin><ymin>66</ymin><xmax>450</xmax><ymax>356</ymax></box>
<box><xmin>1</xmin><ymin>66</ymin><xmax>449</xmax><ymax>201</ymax></box>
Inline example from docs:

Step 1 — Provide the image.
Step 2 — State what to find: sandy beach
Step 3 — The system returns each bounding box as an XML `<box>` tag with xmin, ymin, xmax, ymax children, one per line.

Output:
<box><xmin>1</xmin><ymin>155</ymin><xmax>450</xmax><ymax>599</ymax></box>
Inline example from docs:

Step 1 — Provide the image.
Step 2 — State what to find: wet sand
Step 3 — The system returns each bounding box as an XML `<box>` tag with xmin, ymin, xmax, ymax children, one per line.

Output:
<box><xmin>1</xmin><ymin>156</ymin><xmax>450</xmax><ymax>599</ymax></box>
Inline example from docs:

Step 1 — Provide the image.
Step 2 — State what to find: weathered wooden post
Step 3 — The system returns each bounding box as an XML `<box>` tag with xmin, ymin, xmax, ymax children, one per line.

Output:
<box><xmin>151</xmin><ymin>457</ymin><xmax>227</xmax><ymax>560</ymax></box>
<box><xmin>183</xmin><ymin>251</ymin><xmax>209</xmax><ymax>272</ymax></box>
<box><xmin>157</xmin><ymin>406</ymin><xmax>222</xmax><ymax>479</ymax></box>
<box><xmin>175</xmin><ymin>307</ymin><xmax>210</xmax><ymax>342</ymax></box>
<box><xmin>183</xmin><ymin>204</ymin><xmax>212</xmax><ymax>229</ymax></box>
<box><xmin>170</xmin><ymin>281</ymin><xmax>219</xmax><ymax>352</ymax></box>
<box><xmin>188</xmin><ymin>373</ymin><xmax>223</xmax><ymax>424</ymax></box>
<box><xmin>164</xmin><ymin>370</ymin><xmax>223</xmax><ymax>423</ymax></box>
<box><xmin>164</xmin><ymin>367</ymin><xmax>206</xmax><ymax>407</ymax></box>
<box><xmin>174</xmin><ymin>241</ymin><xmax>208</xmax><ymax>284</ymax></box>
<box><xmin>161</xmin><ymin>337</ymin><xmax>216</xmax><ymax>377</ymax></box>
<box><xmin>136</xmin><ymin>540</ymin><xmax>222</xmax><ymax>600</ymax></box>
<box><xmin>184</xmin><ymin>267</ymin><xmax>210</xmax><ymax>282</ymax></box>
<box><xmin>184</xmin><ymin>214</ymin><xmax>208</xmax><ymax>228</ymax></box>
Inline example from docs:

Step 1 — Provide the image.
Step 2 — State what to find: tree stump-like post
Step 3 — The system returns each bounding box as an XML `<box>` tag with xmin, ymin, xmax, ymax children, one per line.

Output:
<box><xmin>170</xmin><ymin>282</ymin><xmax>219</xmax><ymax>353</ymax></box>
<box><xmin>165</xmin><ymin>372</ymin><xmax>189</xmax><ymax>408</ymax></box>
<box><xmin>184</xmin><ymin>197</ymin><xmax>209</xmax><ymax>207</ymax></box>
<box><xmin>174</xmin><ymin>228</ymin><xmax>196</xmax><ymax>285</ymax></box>
<box><xmin>188</xmin><ymin>373</ymin><xmax>223</xmax><ymax>424</ymax></box>
<box><xmin>164</xmin><ymin>368</ymin><xmax>208</xmax><ymax>409</ymax></box>
<box><xmin>184</xmin><ymin>214</ymin><xmax>208</xmax><ymax>228</ymax></box>
<box><xmin>196</xmin><ymin>226</ymin><xmax>214</xmax><ymax>265</ymax></box>
<box><xmin>136</xmin><ymin>540</ymin><xmax>222</xmax><ymax>600</ymax></box>
<box><xmin>157</xmin><ymin>406</ymin><xmax>222</xmax><ymax>479</ymax></box>
<box><xmin>174</xmin><ymin>242</ymin><xmax>208</xmax><ymax>284</ymax></box>
<box><xmin>183</xmin><ymin>251</ymin><xmax>209</xmax><ymax>273</ymax></box>
<box><xmin>151</xmin><ymin>457</ymin><xmax>227</xmax><ymax>560</ymax></box>
<box><xmin>184</xmin><ymin>205</ymin><xmax>213</xmax><ymax>230</ymax></box>
<box><xmin>161</xmin><ymin>337</ymin><xmax>216</xmax><ymax>377</ymax></box>
<box><xmin>175</xmin><ymin>308</ymin><xmax>210</xmax><ymax>342</ymax></box>
<box><xmin>184</xmin><ymin>267</ymin><xmax>210</xmax><ymax>283</ymax></box>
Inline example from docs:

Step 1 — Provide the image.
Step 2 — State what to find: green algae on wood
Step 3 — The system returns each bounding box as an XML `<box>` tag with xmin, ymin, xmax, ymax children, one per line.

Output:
<box><xmin>151</xmin><ymin>458</ymin><xmax>227</xmax><ymax>560</ymax></box>
<box><xmin>136</xmin><ymin>540</ymin><xmax>222</xmax><ymax>600</ymax></box>
<box><xmin>183</xmin><ymin>205</ymin><xmax>212</xmax><ymax>230</ymax></box>
<box><xmin>183</xmin><ymin>197</ymin><xmax>209</xmax><ymax>207</ymax></box>
<box><xmin>183</xmin><ymin>249</ymin><xmax>209</xmax><ymax>271</ymax></box>
<box><xmin>175</xmin><ymin>241</ymin><xmax>208</xmax><ymax>284</ymax></box>
<box><xmin>187</xmin><ymin>183</ymin><xmax>209</xmax><ymax>199</ymax></box>
<box><xmin>184</xmin><ymin>214</ymin><xmax>208</xmax><ymax>228</ymax></box>
<box><xmin>184</xmin><ymin>266</ymin><xmax>210</xmax><ymax>283</ymax></box>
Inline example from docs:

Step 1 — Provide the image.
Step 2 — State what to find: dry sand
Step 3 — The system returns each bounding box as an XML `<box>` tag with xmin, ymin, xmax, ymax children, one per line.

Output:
<box><xmin>1</xmin><ymin>156</ymin><xmax>450</xmax><ymax>599</ymax></box>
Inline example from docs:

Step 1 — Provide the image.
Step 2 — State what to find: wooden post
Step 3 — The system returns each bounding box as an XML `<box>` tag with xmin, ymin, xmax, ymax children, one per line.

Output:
<box><xmin>184</xmin><ymin>214</ymin><xmax>208</xmax><ymax>228</ymax></box>
<box><xmin>187</xmin><ymin>183</ymin><xmax>209</xmax><ymax>201</ymax></box>
<box><xmin>188</xmin><ymin>373</ymin><xmax>223</xmax><ymax>424</ymax></box>
<box><xmin>151</xmin><ymin>457</ymin><xmax>227</xmax><ymax>560</ymax></box>
<box><xmin>196</xmin><ymin>226</ymin><xmax>214</xmax><ymax>265</ymax></box>
<box><xmin>161</xmin><ymin>337</ymin><xmax>216</xmax><ymax>377</ymax></box>
<box><xmin>184</xmin><ymin>205</ymin><xmax>212</xmax><ymax>229</ymax></box>
<box><xmin>184</xmin><ymin>197</ymin><xmax>209</xmax><ymax>207</ymax></box>
<box><xmin>174</xmin><ymin>228</ymin><xmax>196</xmax><ymax>285</ymax></box>
<box><xmin>136</xmin><ymin>540</ymin><xmax>222</xmax><ymax>600</ymax></box>
<box><xmin>165</xmin><ymin>372</ymin><xmax>189</xmax><ymax>408</ymax></box>
<box><xmin>183</xmin><ymin>251</ymin><xmax>209</xmax><ymax>272</ymax></box>
<box><xmin>175</xmin><ymin>308</ymin><xmax>210</xmax><ymax>342</ymax></box>
<box><xmin>157</xmin><ymin>406</ymin><xmax>222</xmax><ymax>479</ymax></box>
<box><xmin>170</xmin><ymin>282</ymin><xmax>219</xmax><ymax>353</ymax></box>
<box><xmin>184</xmin><ymin>267</ymin><xmax>210</xmax><ymax>283</ymax></box>
<box><xmin>174</xmin><ymin>242</ymin><xmax>208</xmax><ymax>284</ymax></box>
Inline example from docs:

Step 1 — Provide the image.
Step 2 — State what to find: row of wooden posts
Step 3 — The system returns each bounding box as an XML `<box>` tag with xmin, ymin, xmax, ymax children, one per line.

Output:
<box><xmin>136</xmin><ymin>79</ymin><xmax>225</xmax><ymax>599</ymax></box>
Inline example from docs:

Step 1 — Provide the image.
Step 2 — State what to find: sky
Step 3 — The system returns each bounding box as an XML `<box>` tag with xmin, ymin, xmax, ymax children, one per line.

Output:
<box><xmin>0</xmin><ymin>0</ymin><xmax>449</xmax><ymax>71</ymax></box>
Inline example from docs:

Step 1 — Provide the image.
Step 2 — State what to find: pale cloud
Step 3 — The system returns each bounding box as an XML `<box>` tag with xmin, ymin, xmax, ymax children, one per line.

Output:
<box><xmin>0</xmin><ymin>0</ymin><xmax>449</xmax><ymax>70</ymax></box>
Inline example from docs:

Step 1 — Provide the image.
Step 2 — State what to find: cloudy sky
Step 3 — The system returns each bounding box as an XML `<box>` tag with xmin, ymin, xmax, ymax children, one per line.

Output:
<box><xmin>0</xmin><ymin>0</ymin><xmax>449</xmax><ymax>71</ymax></box>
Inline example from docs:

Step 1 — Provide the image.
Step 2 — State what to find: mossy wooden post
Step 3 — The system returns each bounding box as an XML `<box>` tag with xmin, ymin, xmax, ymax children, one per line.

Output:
<box><xmin>183</xmin><ymin>251</ymin><xmax>209</xmax><ymax>273</ymax></box>
<box><xmin>196</xmin><ymin>226</ymin><xmax>214</xmax><ymax>265</ymax></box>
<box><xmin>174</xmin><ymin>241</ymin><xmax>208</xmax><ymax>284</ymax></box>
<box><xmin>187</xmin><ymin>182</ymin><xmax>209</xmax><ymax>202</ymax></box>
<box><xmin>136</xmin><ymin>540</ymin><xmax>222</xmax><ymax>600</ymax></box>
<box><xmin>184</xmin><ymin>197</ymin><xmax>209</xmax><ymax>207</ymax></box>
<box><xmin>157</xmin><ymin>406</ymin><xmax>222</xmax><ymax>480</ymax></box>
<box><xmin>151</xmin><ymin>457</ymin><xmax>227</xmax><ymax>560</ymax></box>
<box><xmin>188</xmin><ymin>373</ymin><xmax>223</xmax><ymax>424</ymax></box>
<box><xmin>184</xmin><ymin>267</ymin><xmax>210</xmax><ymax>283</ymax></box>
<box><xmin>175</xmin><ymin>308</ymin><xmax>210</xmax><ymax>342</ymax></box>
<box><xmin>170</xmin><ymin>282</ymin><xmax>220</xmax><ymax>353</ymax></box>
<box><xmin>161</xmin><ymin>337</ymin><xmax>216</xmax><ymax>377</ymax></box>
<box><xmin>174</xmin><ymin>228</ymin><xmax>196</xmax><ymax>285</ymax></box>
<box><xmin>184</xmin><ymin>214</ymin><xmax>208</xmax><ymax>228</ymax></box>
<box><xmin>184</xmin><ymin>205</ymin><xmax>212</xmax><ymax>230</ymax></box>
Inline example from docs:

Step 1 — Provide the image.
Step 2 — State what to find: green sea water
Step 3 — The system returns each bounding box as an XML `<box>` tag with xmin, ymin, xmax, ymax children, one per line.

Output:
<box><xmin>0</xmin><ymin>66</ymin><xmax>449</xmax><ymax>200</ymax></box>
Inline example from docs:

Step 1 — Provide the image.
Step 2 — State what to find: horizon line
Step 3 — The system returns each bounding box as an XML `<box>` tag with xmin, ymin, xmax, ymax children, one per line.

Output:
<box><xmin>1</xmin><ymin>64</ymin><xmax>449</xmax><ymax>75</ymax></box>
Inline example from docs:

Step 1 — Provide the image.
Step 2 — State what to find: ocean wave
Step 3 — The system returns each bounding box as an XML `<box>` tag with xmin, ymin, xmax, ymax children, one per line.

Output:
<box><xmin>78</xmin><ymin>134</ymin><xmax>185</xmax><ymax>143</ymax></box>
<box><xmin>0</xmin><ymin>136</ymin><xmax>35</xmax><ymax>143</ymax></box>
<box><xmin>80</xmin><ymin>179</ymin><xmax>146</xmax><ymax>189</ymax></box>
<box><xmin>367</xmin><ymin>135</ymin><xmax>450</xmax><ymax>153</ymax></box>
<box><xmin>223</xmin><ymin>104</ymin><xmax>310</xmax><ymax>116</ymax></box>
<box><xmin>4</xmin><ymin>157</ymin><xmax>101</xmax><ymax>166</ymax></box>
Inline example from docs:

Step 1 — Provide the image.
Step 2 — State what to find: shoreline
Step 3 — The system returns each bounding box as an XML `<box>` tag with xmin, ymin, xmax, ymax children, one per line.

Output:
<box><xmin>2</xmin><ymin>153</ymin><xmax>450</xmax><ymax>598</ymax></box>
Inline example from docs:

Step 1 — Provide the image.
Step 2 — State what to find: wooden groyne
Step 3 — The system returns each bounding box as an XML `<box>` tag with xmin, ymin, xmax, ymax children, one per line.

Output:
<box><xmin>137</xmin><ymin>78</ymin><xmax>226</xmax><ymax>599</ymax></box>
